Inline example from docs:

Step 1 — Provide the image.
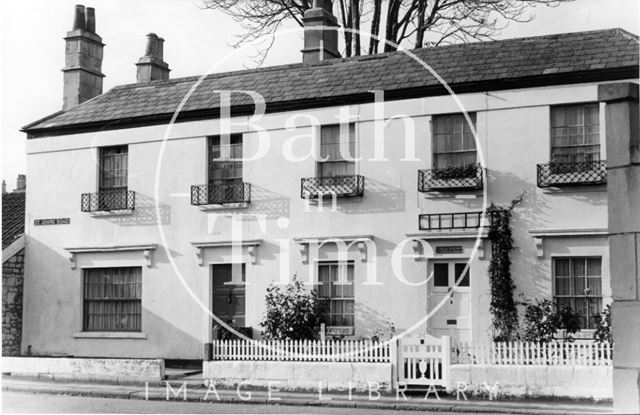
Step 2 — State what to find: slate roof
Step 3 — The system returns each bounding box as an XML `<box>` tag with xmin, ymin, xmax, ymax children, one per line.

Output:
<box><xmin>24</xmin><ymin>28</ymin><xmax>639</xmax><ymax>136</ymax></box>
<box><xmin>2</xmin><ymin>192</ymin><xmax>26</xmax><ymax>249</ymax></box>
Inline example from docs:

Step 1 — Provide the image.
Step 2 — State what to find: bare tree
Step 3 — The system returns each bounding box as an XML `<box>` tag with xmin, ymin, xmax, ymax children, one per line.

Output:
<box><xmin>202</xmin><ymin>0</ymin><xmax>568</xmax><ymax>63</ymax></box>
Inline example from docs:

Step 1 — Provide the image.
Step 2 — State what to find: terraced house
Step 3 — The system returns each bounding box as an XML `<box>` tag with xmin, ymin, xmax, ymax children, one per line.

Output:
<box><xmin>21</xmin><ymin>3</ymin><xmax>639</xmax><ymax>361</ymax></box>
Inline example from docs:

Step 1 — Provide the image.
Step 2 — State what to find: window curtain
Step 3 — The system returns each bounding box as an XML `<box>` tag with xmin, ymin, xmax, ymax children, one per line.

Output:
<box><xmin>318</xmin><ymin>124</ymin><xmax>356</xmax><ymax>178</ymax></box>
<box><xmin>432</xmin><ymin>113</ymin><xmax>477</xmax><ymax>168</ymax></box>
<box><xmin>551</xmin><ymin>104</ymin><xmax>600</xmax><ymax>163</ymax></box>
<box><xmin>317</xmin><ymin>262</ymin><xmax>355</xmax><ymax>327</ymax></box>
<box><xmin>83</xmin><ymin>267</ymin><xmax>142</xmax><ymax>332</ymax></box>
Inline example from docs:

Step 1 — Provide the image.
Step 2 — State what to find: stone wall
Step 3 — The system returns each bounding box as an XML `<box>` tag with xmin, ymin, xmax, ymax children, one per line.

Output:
<box><xmin>2</xmin><ymin>357</ymin><xmax>165</xmax><ymax>384</ymax></box>
<box><xmin>449</xmin><ymin>364</ymin><xmax>612</xmax><ymax>400</ymax></box>
<box><xmin>3</xmin><ymin>248</ymin><xmax>24</xmax><ymax>356</ymax></box>
<box><xmin>203</xmin><ymin>361</ymin><xmax>393</xmax><ymax>391</ymax></box>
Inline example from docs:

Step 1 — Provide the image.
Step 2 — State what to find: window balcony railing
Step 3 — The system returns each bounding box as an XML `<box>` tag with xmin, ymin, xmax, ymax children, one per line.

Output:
<box><xmin>537</xmin><ymin>161</ymin><xmax>607</xmax><ymax>188</ymax></box>
<box><xmin>419</xmin><ymin>211</ymin><xmax>491</xmax><ymax>231</ymax></box>
<box><xmin>191</xmin><ymin>183</ymin><xmax>251</xmax><ymax>206</ymax></box>
<box><xmin>418</xmin><ymin>164</ymin><xmax>483</xmax><ymax>192</ymax></box>
<box><xmin>81</xmin><ymin>189</ymin><xmax>135</xmax><ymax>212</ymax></box>
<box><xmin>300</xmin><ymin>175</ymin><xmax>365</xmax><ymax>199</ymax></box>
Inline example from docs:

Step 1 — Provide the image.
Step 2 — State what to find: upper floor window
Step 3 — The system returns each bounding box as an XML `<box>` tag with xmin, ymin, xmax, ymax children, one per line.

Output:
<box><xmin>550</xmin><ymin>104</ymin><xmax>600</xmax><ymax>164</ymax></box>
<box><xmin>83</xmin><ymin>266</ymin><xmax>142</xmax><ymax>332</ymax></box>
<box><xmin>553</xmin><ymin>257</ymin><xmax>602</xmax><ymax>330</ymax></box>
<box><xmin>432</xmin><ymin>113</ymin><xmax>477</xmax><ymax>169</ymax></box>
<box><xmin>209</xmin><ymin>135</ymin><xmax>243</xmax><ymax>185</ymax></box>
<box><xmin>317</xmin><ymin>262</ymin><xmax>355</xmax><ymax>332</ymax></box>
<box><xmin>99</xmin><ymin>145</ymin><xmax>128</xmax><ymax>192</ymax></box>
<box><xmin>317</xmin><ymin>124</ymin><xmax>356</xmax><ymax>178</ymax></box>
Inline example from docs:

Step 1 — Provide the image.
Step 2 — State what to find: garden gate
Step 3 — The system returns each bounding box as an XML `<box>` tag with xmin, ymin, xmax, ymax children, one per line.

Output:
<box><xmin>397</xmin><ymin>335</ymin><xmax>450</xmax><ymax>387</ymax></box>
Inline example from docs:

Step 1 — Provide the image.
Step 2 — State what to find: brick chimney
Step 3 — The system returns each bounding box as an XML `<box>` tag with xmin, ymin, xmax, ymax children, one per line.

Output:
<box><xmin>15</xmin><ymin>175</ymin><xmax>26</xmax><ymax>193</ymax></box>
<box><xmin>136</xmin><ymin>33</ymin><xmax>170</xmax><ymax>83</ymax></box>
<box><xmin>301</xmin><ymin>0</ymin><xmax>340</xmax><ymax>65</ymax></box>
<box><xmin>2</xmin><ymin>180</ymin><xmax>6</xmax><ymax>194</ymax></box>
<box><xmin>62</xmin><ymin>5</ymin><xmax>105</xmax><ymax>110</ymax></box>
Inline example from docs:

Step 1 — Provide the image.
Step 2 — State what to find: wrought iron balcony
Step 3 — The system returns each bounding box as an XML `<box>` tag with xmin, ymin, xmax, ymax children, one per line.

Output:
<box><xmin>300</xmin><ymin>175</ymin><xmax>365</xmax><ymax>199</ymax></box>
<box><xmin>418</xmin><ymin>164</ymin><xmax>483</xmax><ymax>192</ymax></box>
<box><xmin>537</xmin><ymin>161</ymin><xmax>607</xmax><ymax>188</ymax></box>
<box><xmin>81</xmin><ymin>190</ymin><xmax>135</xmax><ymax>212</ymax></box>
<box><xmin>191</xmin><ymin>183</ymin><xmax>251</xmax><ymax>206</ymax></box>
<box><xmin>419</xmin><ymin>211</ymin><xmax>490</xmax><ymax>231</ymax></box>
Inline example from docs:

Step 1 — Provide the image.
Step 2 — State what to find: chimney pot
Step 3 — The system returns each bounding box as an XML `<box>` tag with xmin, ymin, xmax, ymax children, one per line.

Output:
<box><xmin>72</xmin><ymin>4</ymin><xmax>86</xmax><ymax>31</ymax></box>
<box><xmin>313</xmin><ymin>0</ymin><xmax>332</xmax><ymax>11</ymax></box>
<box><xmin>157</xmin><ymin>37</ymin><xmax>165</xmax><ymax>60</ymax></box>
<box><xmin>85</xmin><ymin>7</ymin><xmax>96</xmax><ymax>33</ymax></box>
<box><xmin>145</xmin><ymin>33</ymin><xmax>159</xmax><ymax>57</ymax></box>
<box><xmin>136</xmin><ymin>33</ymin><xmax>170</xmax><ymax>83</ymax></box>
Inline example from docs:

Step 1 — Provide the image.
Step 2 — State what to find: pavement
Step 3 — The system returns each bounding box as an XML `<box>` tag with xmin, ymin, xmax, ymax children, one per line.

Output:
<box><xmin>2</xmin><ymin>376</ymin><xmax>615</xmax><ymax>415</ymax></box>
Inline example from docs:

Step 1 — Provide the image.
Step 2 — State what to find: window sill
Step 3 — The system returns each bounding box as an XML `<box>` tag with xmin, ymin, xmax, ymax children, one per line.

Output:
<box><xmin>73</xmin><ymin>332</ymin><xmax>147</xmax><ymax>339</ymax></box>
<box><xmin>197</xmin><ymin>202</ymin><xmax>248</xmax><ymax>211</ymax></box>
<box><xmin>88</xmin><ymin>209</ymin><xmax>134</xmax><ymax>217</ymax></box>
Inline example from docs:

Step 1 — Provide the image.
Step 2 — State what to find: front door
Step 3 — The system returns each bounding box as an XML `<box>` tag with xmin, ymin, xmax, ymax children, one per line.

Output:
<box><xmin>427</xmin><ymin>261</ymin><xmax>471</xmax><ymax>343</ymax></box>
<box><xmin>212</xmin><ymin>264</ymin><xmax>246</xmax><ymax>328</ymax></box>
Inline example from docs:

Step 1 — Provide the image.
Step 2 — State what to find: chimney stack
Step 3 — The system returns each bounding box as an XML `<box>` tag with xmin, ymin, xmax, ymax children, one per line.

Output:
<box><xmin>301</xmin><ymin>0</ymin><xmax>340</xmax><ymax>65</ymax></box>
<box><xmin>2</xmin><ymin>180</ymin><xmax>6</xmax><ymax>194</ymax></box>
<box><xmin>62</xmin><ymin>4</ymin><xmax>105</xmax><ymax>110</ymax></box>
<box><xmin>136</xmin><ymin>33</ymin><xmax>170</xmax><ymax>83</ymax></box>
<box><xmin>15</xmin><ymin>175</ymin><xmax>26</xmax><ymax>193</ymax></box>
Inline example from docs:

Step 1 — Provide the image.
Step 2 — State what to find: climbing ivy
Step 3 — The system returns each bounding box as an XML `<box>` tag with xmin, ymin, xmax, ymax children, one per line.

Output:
<box><xmin>486</xmin><ymin>195</ymin><xmax>523</xmax><ymax>341</ymax></box>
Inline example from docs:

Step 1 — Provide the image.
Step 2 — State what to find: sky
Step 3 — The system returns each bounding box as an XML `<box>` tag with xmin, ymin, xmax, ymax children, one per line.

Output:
<box><xmin>1</xmin><ymin>0</ymin><xmax>638</xmax><ymax>188</ymax></box>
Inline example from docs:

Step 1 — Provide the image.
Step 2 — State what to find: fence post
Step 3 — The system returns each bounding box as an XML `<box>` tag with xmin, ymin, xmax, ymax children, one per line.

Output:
<box><xmin>442</xmin><ymin>335</ymin><xmax>451</xmax><ymax>388</ymax></box>
<box><xmin>390</xmin><ymin>338</ymin><xmax>399</xmax><ymax>391</ymax></box>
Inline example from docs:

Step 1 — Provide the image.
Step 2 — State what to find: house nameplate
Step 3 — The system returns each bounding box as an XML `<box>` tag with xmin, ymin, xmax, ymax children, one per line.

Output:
<box><xmin>435</xmin><ymin>245</ymin><xmax>463</xmax><ymax>254</ymax></box>
<box><xmin>326</xmin><ymin>327</ymin><xmax>355</xmax><ymax>336</ymax></box>
<box><xmin>34</xmin><ymin>218</ymin><xmax>70</xmax><ymax>226</ymax></box>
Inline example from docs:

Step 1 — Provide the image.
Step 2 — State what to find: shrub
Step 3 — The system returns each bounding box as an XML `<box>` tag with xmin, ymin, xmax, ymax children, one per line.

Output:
<box><xmin>371</xmin><ymin>318</ymin><xmax>396</xmax><ymax>343</ymax></box>
<box><xmin>519</xmin><ymin>298</ymin><xmax>581</xmax><ymax>342</ymax></box>
<box><xmin>521</xmin><ymin>299</ymin><xmax>556</xmax><ymax>343</ymax></box>
<box><xmin>593</xmin><ymin>304</ymin><xmax>613</xmax><ymax>344</ymax></box>
<box><xmin>554</xmin><ymin>305</ymin><xmax>581</xmax><ymax>342</ymax></box>
<box><xmin>260</xmin><ymin>277</ymin><xmax>324</xmax><ymax>341</ymax></box>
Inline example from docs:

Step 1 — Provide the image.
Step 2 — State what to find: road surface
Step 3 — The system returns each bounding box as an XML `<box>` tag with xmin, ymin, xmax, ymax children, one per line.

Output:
<box><xmin>2</xmin><ymin>391</ymin><xmax>472</xmax><ymax>414</ymax></box>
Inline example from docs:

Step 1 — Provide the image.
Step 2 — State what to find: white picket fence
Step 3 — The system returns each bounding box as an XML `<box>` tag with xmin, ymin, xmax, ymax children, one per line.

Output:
<box><xmin>212</xmin><ymin>339</ymin><xmax>391</xmax><ymax>363</ymax></box>
<box><xmin>453</xmin><ymin>341</ymin><xmax>612</xmax><ymax>366</ymax></box>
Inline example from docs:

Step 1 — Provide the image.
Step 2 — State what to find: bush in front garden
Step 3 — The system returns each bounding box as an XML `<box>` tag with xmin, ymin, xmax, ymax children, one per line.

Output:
<box><xmin>260</xmin><ymin>277</ymin><xmax>324</xmax><ymax>340</ymax></box>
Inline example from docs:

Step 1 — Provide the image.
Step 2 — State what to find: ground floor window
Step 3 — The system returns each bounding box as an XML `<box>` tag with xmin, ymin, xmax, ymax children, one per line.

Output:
<box><xmin>553</xmin><ymin>257</ymin><xmax>602</xmax><ymax>329</ymax></box>
<box><xmin>83</xmin><ymin>267</ymin><xmax>142</xmax><ymax>332</ymax></box>
<box><xmin>317</xmin><ymin>262</ymin><xmax>355</xmax><ymax>331</ymax></box>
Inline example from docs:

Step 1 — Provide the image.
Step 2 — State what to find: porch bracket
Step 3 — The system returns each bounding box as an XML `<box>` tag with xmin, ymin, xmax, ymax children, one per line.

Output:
<box><xmin>143</xmin><ymin>249</ymin><xmax>153</xmax><ymax>268</ymax></box>
<box><xmin>411</xmin><ymin>239</ymin><xmax>423</xmax><ymax>256</ymax></box>
<box><xmin>69</xmin><ymin>252</ymin><xmax>76</xmax><ymax>269</ymax></box>
<box><xmin>357</xmin><ymin>241</ymin><xmax>367</xmax><ymax>262</ymax></box>
<box><xmin>299</xmin><ymin>244</ymin><xmax>308</xmax><ymax>264</ymax></box>
<box><xmin>195</xmin><ymin>247</ymin><xmax>204</xmax><ymax>266</ymax></box>
<box><xmin>534</xmin><ymin>237</ymin><xmax>544</xmax><ymax>258</ymax></box>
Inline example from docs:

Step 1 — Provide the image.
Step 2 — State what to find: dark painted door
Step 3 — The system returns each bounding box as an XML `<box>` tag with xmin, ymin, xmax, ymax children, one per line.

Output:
<box><xmin>212</xmin><ymin>264</ymin><xmax>245</xmax><ymax>327</ymax></box>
